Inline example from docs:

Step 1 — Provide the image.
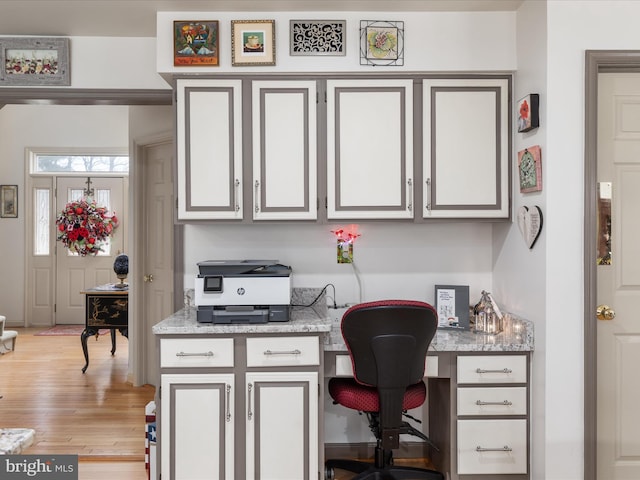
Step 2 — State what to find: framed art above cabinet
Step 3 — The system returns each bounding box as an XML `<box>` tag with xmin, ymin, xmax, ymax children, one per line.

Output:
<box><xmin>422</xmin><ymin>77</ymin><xmax>511</xmax><ymax>219</ymax></box>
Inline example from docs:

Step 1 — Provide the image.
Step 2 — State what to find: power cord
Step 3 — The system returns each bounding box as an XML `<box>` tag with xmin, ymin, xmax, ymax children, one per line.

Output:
<box><xmin>292</xmin><ymin>283</ymin><xmax>337</xmax><ymax>308</ymax></box>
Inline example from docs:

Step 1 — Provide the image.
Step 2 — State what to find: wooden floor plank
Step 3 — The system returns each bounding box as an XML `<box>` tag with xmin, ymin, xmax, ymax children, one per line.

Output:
<box><xmin>0</xmin><ymin>328</ymin><xmax>155</xmax><ymax>464</ymax></box>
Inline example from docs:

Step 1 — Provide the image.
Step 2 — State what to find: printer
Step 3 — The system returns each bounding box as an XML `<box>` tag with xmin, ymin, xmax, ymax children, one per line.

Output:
<box><xmin>195</xmin><ymin>260</ymin><xmax>291</xmax><ymax>324</ymax></box>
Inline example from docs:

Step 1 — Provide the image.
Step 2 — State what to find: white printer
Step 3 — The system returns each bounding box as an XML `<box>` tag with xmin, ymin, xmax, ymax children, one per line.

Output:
<box><xmin>194</xmin><ymin>260</ymin><xmax>291</xmax><ymax>324</ymax></box>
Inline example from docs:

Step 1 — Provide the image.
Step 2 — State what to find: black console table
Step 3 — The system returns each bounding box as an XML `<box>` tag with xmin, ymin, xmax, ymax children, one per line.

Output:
<box><xmin>80</xmin><ymin>285</ymin><xmax>128</xmax><ymax>373</ymax></box>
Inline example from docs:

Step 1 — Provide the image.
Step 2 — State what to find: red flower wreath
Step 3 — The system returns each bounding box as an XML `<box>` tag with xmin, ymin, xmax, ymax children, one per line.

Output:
<box><xmin>55</xmin><ymin>198</ymin><xmax>119</xmax><ymax>256</ymax></box>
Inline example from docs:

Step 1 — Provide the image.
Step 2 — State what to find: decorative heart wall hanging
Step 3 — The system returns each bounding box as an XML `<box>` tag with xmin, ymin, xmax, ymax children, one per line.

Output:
<box><xmin>517</xmin><ymin>205</ymin><xmax>543</xmax><ymax>249</ymax></box>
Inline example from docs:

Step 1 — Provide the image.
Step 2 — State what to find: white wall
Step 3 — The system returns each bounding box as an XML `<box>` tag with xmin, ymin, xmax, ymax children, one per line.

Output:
<box><xmin>0</xmin><ymin>105</ymin><xmax>129</xmax><ymax>326</ymax></box>
<box><xmin>496</xmin><ymin>2</ymin><xmax>548</xmax><ymax>479</ymax></box>
<box><xmin>184</xmin><ymin>222</ymin><xmax>494</xmax><ymax>306</ymax></box>
<box><xmin>541</xmin><ymin>1</ymin><xmax>640</xmax><ymax>479</ymax></box>
<box><xmin>157</xmin><ymin>11</ymin><xmax>517</xmax><ymax>73</ymax></box>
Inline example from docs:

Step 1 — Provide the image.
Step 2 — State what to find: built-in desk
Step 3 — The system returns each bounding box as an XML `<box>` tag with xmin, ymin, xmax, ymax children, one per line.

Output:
<box><xmin>152</xmin><ymin>294</ymin><xmax>533</xmax><ymax>480</ymax></box>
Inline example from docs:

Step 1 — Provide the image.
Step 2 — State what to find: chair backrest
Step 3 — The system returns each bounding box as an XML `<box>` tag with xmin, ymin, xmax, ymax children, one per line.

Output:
<box><xmin>341</xmin><ymin>300</ymin><xmax>438</xmax><ymax>390</ymax></box>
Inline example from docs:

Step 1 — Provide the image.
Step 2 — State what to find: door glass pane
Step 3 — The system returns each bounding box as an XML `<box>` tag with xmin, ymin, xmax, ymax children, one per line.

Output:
<box><xmin>34</xmin><ymin>188</ymin><xmax>50</xmax><ymax>256</ymax></box>
<box><xmin>597</xmin><ymin>181</ymin><xmax>612</xmax><ymax>265</ymax></box>
<box><xmin>34</xmin><ymin>155</ymin><xmax>129</xmax><ymax>173</ymax></box>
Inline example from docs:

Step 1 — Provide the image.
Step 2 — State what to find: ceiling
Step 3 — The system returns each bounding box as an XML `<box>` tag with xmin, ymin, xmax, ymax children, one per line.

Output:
<box><xmin>0</xmin><ymin>0</ymin><xmax>523</xmax><ymax>38</ymax></box>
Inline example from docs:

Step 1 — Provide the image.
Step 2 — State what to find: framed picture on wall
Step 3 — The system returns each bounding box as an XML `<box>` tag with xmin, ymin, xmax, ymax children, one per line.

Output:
<box><xmin>517</xmin><ymin>93</ymin><xmax>540</xmax><ymax>132</ymax></box>
<box><xmin>173</xmin><ymin>21</ymin><xmax>219</xmax><ymax>66</ymax></box>
<box><xmin>359</xmin><ymin>20</ymin><xmax>404</xmax><ymax>66</ymax></box>
<box><xmin>518</xmin><ymin>145</ymin><xmax>543</xmax><ymax>193</ymax></box>
<box><xmin>0</xmin><ymin>37</ymin><xmax>69</xmax><ymax>86</ymax></box>
<box><xmin>0</xmin><ymin>185</ymin><xmax>18</xmax><ymax>218</ymax></box>
<box><xmin>289</xmin><ymin>20</ymin><xmax>346</xmax><ymax>56</ymax></box>
<box><xmin>231</xmin><ymin>20</ymin><xmax>276</xmax><ymax>66</ymax></box>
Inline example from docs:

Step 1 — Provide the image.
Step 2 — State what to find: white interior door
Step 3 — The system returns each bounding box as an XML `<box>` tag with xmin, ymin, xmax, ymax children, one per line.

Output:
<box><xmin>597</xmin><ymin>72</ymin><xmax>640</xmax><ymax>479</ymax></box>
<box><xmin>141</xmin><ymin>139</ymin><xmax>174</xmax><ymax>383</ymax></box>
<box><xmin>55</xmin><ymin>176</ymin><xmax>125</xmax><ymax>324</ymax></box>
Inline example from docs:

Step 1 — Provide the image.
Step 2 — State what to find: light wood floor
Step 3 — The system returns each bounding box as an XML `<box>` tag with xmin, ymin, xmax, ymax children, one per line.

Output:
<box><xmin>1</xmin><ymin>328</ymin><xmax>154</xmax><ymax>479</ymax></box>
<box><xmin>1</xmin><ymin>328</ymin><xmax>434</xmax><ymax>479</ymax></box>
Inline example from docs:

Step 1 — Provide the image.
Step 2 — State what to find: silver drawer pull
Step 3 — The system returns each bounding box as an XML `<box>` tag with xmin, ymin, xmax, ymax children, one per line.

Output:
<box><xmin>476</xmin><ymin>400</ymin><xmax>513</xmax><ymax>406</ymax></box>
<box><xmin>476</xmin><ymin>445</ymin><xmax>513</xmax><ymax>453</ymax></box>
<box><xmin>176</xmin><ymin>351</ymin><xmax>214</xmax><ymax>357</ymax></box>
<box><xmin>476</xmin><ymin>368</ymin><xmax>513</xmax><ymax>374</ymax></box>
<box><xmin>225</xmin><ymin>384</ymin><xmax>232</xmax><ymax>422</ymax></box>
<box><xmin>263</xmin><ymin>349</ymin><xmax>301</xmax><ymax>356</ymax></box>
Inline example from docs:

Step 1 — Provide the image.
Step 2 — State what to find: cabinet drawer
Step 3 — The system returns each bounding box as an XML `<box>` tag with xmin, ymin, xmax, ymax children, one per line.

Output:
<box><xmin>457</xmin><ymin>355</ymin><xmax>527</xmax><ymax>384</ymax></box>
<box><xmin>457</xmin><ymin>387</ymin><xmax>527</xmax><ymax>416</ymax></box>
<box><xmin>246</xmin><ymin>336</ymin><xmax>319</xmax><ymax>367</ymax></box>
<box><xmin>160</xmin><ymin>338</ymin><xmax>234</xmax><ymax>368</ymax></box>
<box><xmin>457</xmin><ymin>419</ymin><xmax>527</xmax><ymax>474</ymax></box>
<box><xmin>335</xmin><ymin>354</ymin><xmax>439</xmax><ymax>378</ymax></box>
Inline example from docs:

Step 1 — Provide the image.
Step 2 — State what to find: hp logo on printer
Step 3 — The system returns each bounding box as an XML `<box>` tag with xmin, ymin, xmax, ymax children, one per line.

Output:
<box><xmin>237</xmin><ymin>288</ymin><xmax>245</xmax><ymax>295</ymax></box>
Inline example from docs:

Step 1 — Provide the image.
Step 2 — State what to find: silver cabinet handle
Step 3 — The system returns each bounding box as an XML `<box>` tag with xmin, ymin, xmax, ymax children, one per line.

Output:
<box><xmin>247</xmin><ymin>383</ymin><xmax>253</xmax><ymax>420</ymax></box>
<box><xmin>425</xmin><ymin>178</ymin><xmax>432</xmax><ymax>212</ymax></box>
<box><xmin>476</xmin><ymin>400</ymin><xmax>513</xmax><ymax>406</ymax></box>
<box><xmin>254</xmin><ymin>180</ymin><xmax>260</xmax><ymax>213</ymax></box>
<box><xmin>234</xmin><ymin>178</ymin><xmax>240</xmax><ymax>212</ymax></box>
<box><xmin>476</xmin><ymin>445</ymin><xmax>513</xmax><ymax>452</ymax></box>
<box><xmin>176</xmin><ymin>351</ymin><xmax>214</xmax><ymax>357</ymax></box>
<box><xmin>407</xmin><ymin>178</ymin><xmax>413</xmax><ymax>212</ymax></box>
<box><xmin>263</xmin><ymin>349</ymin><xmax>301</xmax><ymax>356</ymax></box>
<box><xmin>225</xmin><ymin>384</ymin><xmax>231</xmax><ymax>422</ymax></box>
<box><xmin>475</xmin><ymin>368</ymin><xmax>513</xmax><ymax>374</ymax></box>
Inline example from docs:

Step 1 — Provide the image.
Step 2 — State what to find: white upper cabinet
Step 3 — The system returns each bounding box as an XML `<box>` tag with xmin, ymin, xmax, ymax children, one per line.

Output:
<box><xmin>176</xmin><ymin>78</ymin><xmax>243</xmax><ymax>220</ymax></box>
<box><xmin>251</xmin><ymin>80</ymin><xmax>318</xmax><ymax>220</ymax></box>
<box><xmin>422</xmin><ymin>78</ymin><xmax>510</xmax><ymax>219</ymax></box>
<box><xmin>326</xmin><ymin>79</ymin><xmax>414</xmax><ymax>220</ymax></box>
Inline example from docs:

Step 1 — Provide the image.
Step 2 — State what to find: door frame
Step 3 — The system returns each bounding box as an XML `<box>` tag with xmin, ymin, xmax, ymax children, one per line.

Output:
<box><xmin>584</xmin><ymin>50</ymin><xmax>640</xmax><ymax>480</ymax></box>
<box><xmin>1</xmin><ymin>87</ymin><xmax>176</xmax><ymax>385</ymax></box>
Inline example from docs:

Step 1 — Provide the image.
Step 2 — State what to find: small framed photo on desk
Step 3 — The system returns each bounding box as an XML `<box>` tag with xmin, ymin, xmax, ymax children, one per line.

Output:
<box><xmin>435</xmin><ymin>285</ymin><xmax>470</xmax><ymax>330</ymax></box>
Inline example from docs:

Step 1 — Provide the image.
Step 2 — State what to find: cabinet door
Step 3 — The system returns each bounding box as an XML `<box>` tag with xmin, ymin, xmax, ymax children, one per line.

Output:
<box><xmin>161</xmin><ymin>373</ymin><xmax>234</xmax><ymax>480</ymax></box>
<box><xmin>245</xmin><ymin>371</ymin><xmax>318</xmax><ymax>480</ymax></box>
<box><xmin>422</xmin><ymin>78</ymin><xmax>510</xmax><ymax>218</ymax></box>
<box><xmin>252</xmin><ymin>80</ymin><xmax>318</xmax><ymax>220</ymax></box>
<box><xmin>176</xmin><ymin>79</ymin><xmax>243</xmax><ymax>220</ymax></box>
<box><xmin>326</xmin><ymin>79</ymin><xmax>414</xmax><ymax>219</ymax></box>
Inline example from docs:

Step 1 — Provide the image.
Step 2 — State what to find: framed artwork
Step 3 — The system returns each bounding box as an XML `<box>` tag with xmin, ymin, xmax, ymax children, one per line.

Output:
<box><xmin>517</xmin><ymin>93</ymin><xmax>540</xmax><ymax>132</ymax></box>
<box><xmin>360</xmin><ymin>20</ymin><xmax>404</xmax><ymax>66</ymax></box>
<box><xmin>0</xmin><ymin>185</ymin><xmax>18</xmax><ymax>218</ymax></box>
<box><xmin>173</xmin><ymin>21</ymin><xmax>219</xmax><ymax>66</ymax></box>
<box><xmin>231</xmin><ymin>20</ymin><xmax>276</xmax><ymax>66</ymax></box>
<box><xmin>0</xmin><ymin>37</ymin><xmax>70</xmax><ymax>86</ymax></box>
<box><xmin>290</xmin><ymin>20</ymin><xmax>346</xmax><ymax>56</ymax></box>
<box><xmin>518</xmin><ymin>145</ymin><xmax>543</xmax><ymax>193</ymax></box>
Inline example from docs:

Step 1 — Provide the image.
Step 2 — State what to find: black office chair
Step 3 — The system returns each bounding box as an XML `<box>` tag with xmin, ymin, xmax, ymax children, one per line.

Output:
<box><xmin>325</xmin><ymin>300</ymin><xmax>444</xmax><ymax>480</ymax></box>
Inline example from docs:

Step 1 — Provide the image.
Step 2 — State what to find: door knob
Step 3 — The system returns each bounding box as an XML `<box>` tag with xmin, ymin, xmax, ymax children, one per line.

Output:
<box><xmin>144</xmin><ymin>274</ymin><xmax>154</xmax><ymax>283</ymax></box>
<box><xmin>596</xmin><ymin>304</ymin><xmax>615</xmax><ymax>321</ymax></box>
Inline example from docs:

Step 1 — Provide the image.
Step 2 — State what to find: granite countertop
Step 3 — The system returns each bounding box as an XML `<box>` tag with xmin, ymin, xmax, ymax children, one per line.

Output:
<box><xmin>152</xmin><ymin>304</ymin><xmax>332</xmax><ymax>335</ymax></box>
<box><xmin>153</xmin><ymin>288</ymin><xmax>533</xmax><ymax>352</ymax></box>
<box><xmin>324</xmin><ymin>309</ymin><xmax>534</xmax><ymax>352</ymax></box>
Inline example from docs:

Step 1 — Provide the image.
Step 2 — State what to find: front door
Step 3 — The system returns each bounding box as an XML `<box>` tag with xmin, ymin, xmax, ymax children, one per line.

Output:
<box><xmin>55</xmin><ymin>176</ymin><xmax>125</xmax><ymax>324</ymax></box>
<box><xmin>596</xmin><ymin>72</ymin><xmax>640</xmax><ymax>479</ymax></box>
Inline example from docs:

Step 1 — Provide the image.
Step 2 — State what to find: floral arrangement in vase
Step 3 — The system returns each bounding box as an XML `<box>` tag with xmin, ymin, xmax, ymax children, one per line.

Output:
<box><xmin>56</xmin><ymin>198</ymin><xmax>119</xmax><ymax>256</ymax></box>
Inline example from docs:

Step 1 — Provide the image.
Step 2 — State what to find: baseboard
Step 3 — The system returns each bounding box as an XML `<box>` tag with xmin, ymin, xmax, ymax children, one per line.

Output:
<box><xmin>325</xmin><ymin>441</ymin><xmax>429</xmax><ymax>459</ymax></box>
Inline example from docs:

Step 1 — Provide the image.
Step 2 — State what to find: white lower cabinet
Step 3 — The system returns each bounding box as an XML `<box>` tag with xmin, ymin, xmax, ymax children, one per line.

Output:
<box><xmin>456</xmin><ymin>354</ymin><xmax>529</xmax><ymax>478</ymax></box>
<box><xmin>157</xmin><ymin>334</ymin><xmax>321</xmax><ymax>480</ymax></box>
<box><xmin>457</xmin><ymin>419</ymin><xmax>527</xmax><ymax>475</ymax></box>
<box><xmin>160</xmin><ymin>373</ymin><xmax>235</xmax><ymax>480</ymax></box>
<box><xmin>245</xmin><ymin>371</ymin><xmax>319</xmax><ymax>480</ymax></box>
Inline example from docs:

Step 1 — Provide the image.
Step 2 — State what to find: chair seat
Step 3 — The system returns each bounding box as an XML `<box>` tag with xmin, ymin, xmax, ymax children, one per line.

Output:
<box><xmin>329</xmin><ymin>377</ymin><xmax>426</xmax><ymax>412</ymax></box>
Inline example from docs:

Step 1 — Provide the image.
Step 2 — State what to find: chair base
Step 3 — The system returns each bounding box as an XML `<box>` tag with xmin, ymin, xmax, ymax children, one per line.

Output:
<box><xmin>325</xmin><ymin>458</ymin><xmax>444</xmax><ymax>480</ymax></box>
